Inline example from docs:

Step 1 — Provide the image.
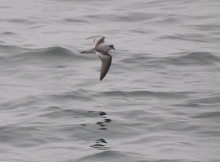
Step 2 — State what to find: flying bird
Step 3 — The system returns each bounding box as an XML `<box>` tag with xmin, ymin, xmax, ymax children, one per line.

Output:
<box><xmin>80</xmin><ymin>36</ymin><xmax>115</xmax><ymax>81</ymax></box>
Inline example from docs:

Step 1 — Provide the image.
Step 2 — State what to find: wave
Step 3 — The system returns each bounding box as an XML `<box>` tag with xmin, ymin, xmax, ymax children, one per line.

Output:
<box><xmin>98</xmin><ymin>90</ymin><xmax>189</xmax><ymax>99</ymax></box>
<box><xmin>120</xmin><ymin>52</ymin><xmax>156</xmax><ymax>65</ymax></box>
<box><xmin>40</xmin><ymin>89</ymin><xmax>190</xmax><ymax>106</ymax></box>
<box><xmin>167</xmin><ymin>52</ymin><xmax>220</xmax><ymax>65</ymax></box>
<box><xmin>188</xmin><ymin>95</ymin><xmax>220</xmax><ymax>105</ymax></box>
<box><xmin>150</xmin><ymin>14</ymin><xmax>180</xmax><ymax>25</ymax></box>
<box><xmin>192</xmin><ymin>111</ymin><xmax>220</xmax><ymax>120</ymax></box>
<box><xmin>120</xmin><ymin>51</ymin><xmax>220</xmax><ymax>67</ymax></box>
<box><xmin>16</xmin><ymin>46</ymin><xmax>75</xmax><ymax>58</ymax></box>
<box><xmin>0</xmin><ymin>44</ymin><xmax>30</xmax><ymax>55</ymax></box>
<box><xmin>85</xmin><ymin>12</ymin><xmax>160</xmax><ymax>23</ymax></box>
<box><xmin>76</xmin><ymin>150</ymin><xmax>144</xmax><ymax>162</ymax></box>
<box><xmin>159</xmin><ymin>33</ymin><xmax>210</xmax><ymax>43</ymax></box>
<box><xmin>1</xmin><ymin>46</ymin><xmax>87</xmax><ymax>65</ymax></box>
<box><xmin>47</xmin><ymin>89</ymin><xmax>93</xmax><ymax>102</ymax></box>
<box><xmin>0</xmin><ymin>32</ymin><xmax>15</xmax><ymax>35</ymax></box>
<box><xmin>64</xmin><ymin>18</ymin><xmax>88</xmax><ymax>23</ymax></box>
<box><xmin>7</xmin><ymin>18</ymin><xmax>32</xmax><ymax>24</ymax></box>
<box><xmin>1</xmin><ymin>95</ymin><xmax>41</xmax><ymax>110</ymax></box>
<box><xmin>117</xmin><ymin>12</ymin><xmax>160</xmax><ymax>22</ymax></box>
<box><xmin>195</xmin><ymin>24</ymin><xmax>220</xmax><ymax>32</ymax></box>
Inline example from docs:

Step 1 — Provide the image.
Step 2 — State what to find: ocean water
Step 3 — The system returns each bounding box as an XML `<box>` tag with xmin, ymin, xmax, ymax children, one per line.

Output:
<box><xmin>0</xmin><ymin>0</ymin><xmax>220</xmax><ymax>161</ymax></box>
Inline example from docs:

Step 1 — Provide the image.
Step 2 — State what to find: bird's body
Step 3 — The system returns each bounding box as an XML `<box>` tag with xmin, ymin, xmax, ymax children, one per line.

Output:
<box><xmin>80</xmin><ymin>36</ymin><xmax>115</xmax><ymax>81</ymax></box>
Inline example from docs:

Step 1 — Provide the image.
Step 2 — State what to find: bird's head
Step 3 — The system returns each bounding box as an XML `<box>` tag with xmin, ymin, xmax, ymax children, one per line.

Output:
<box><xmin>108</xmin><ymin>44</ymin><xmax>115</xmax><ymax>51</ymax></box>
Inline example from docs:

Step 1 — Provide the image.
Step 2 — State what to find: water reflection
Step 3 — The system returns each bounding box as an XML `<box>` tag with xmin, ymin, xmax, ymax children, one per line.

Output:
<box><xmin>90</xmin><ymin>111</ymin><xmax>112</xmax><ymax>150</ymax></box>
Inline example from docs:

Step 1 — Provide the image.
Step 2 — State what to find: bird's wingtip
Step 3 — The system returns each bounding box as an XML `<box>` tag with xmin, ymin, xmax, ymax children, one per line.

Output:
<box><xmin>100</xmin><ymin>76</ymin><xmax>104</xmax><ymax>81</ymax></box>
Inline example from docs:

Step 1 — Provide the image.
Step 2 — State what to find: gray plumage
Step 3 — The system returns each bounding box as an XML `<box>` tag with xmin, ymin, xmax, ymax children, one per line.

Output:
<box><xmin>80</xmin><ymin>36</ymin><xmax>115</xmax><ymax>81</ymax></box>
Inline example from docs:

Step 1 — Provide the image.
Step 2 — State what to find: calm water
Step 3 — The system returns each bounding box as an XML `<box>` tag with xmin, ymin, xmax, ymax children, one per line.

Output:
<box><xmin>0</xmin><ymin>0</ymin><xmax>220</xmax><ymax>162</ymax></box>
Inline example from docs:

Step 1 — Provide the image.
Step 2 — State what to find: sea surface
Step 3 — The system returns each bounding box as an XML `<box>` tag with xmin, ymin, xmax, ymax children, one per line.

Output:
<box><xmin>0</xmin><ymin>0</ymin><xmax>220</xmax><ymax>162</ymax></box>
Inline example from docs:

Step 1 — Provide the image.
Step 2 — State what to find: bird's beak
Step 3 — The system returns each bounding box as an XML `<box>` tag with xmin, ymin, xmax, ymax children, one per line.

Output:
<box><xmin>113</xmin><ymin>47</ymin><xmax>115</xmax><ymax>50</ymax></box>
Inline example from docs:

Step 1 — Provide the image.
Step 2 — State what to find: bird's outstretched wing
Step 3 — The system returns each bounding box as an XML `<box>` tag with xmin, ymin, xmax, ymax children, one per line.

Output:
<box><xmin>86</xmin><ymin>36</ymin><xmax>105</xmax><ymax>48</ymax></box>
<box><xmin>80</xmin><ymin>48</ymin><xmax>95</xmax><ymax>54</ymax></box>
<box><xmin>97</xmin><ymin>52</ymin><xmax>112</xmax><ymax>81</ymax></box>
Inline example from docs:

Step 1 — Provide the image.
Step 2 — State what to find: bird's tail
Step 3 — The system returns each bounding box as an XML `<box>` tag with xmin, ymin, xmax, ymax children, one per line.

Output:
<box><xmin>80</xmin><ymin>48</ymin><xmax>95</xmax><ymax>54</ymax></box>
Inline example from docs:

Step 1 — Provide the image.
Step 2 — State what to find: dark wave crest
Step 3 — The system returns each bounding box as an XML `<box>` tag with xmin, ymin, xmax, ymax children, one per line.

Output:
<box><xmin>121</xmin><ymin>52</ymin><xmax>220</xmax><ymax>67</ymax></box>
<box><xmin>0</xmin><ymin>44</ymin><xmax>30</xmax><ymax>55</ymax></box>
<box><xmin>16</xmin><ymin>46</ymin><xmax>75</xmax><ymax>58</ymax></box>
<box><xmin>1</xmin><ymin>46</ymin><xmax>86</xmax><ymax>65</ymax></box>
<box><xmin>98</xmin><ymin>90</ymin><xmax>189</xmax><ymax>100</ymax></box>
<box><xmin>168</xmin><ymin>52</ymin><xmax>220</xmax><ymax>65</ymax></box>
<box><xmin>64</xmin><ymin>18</ymin><xmax>88</xmax><ymax>23</ymax></box>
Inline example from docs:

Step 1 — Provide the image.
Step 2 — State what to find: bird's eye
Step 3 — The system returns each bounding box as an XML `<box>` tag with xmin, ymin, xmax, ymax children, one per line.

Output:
<box><xmin>109</xmin><ymin>45</ymin><xmax>113</xmax><ymax>48</ymax></box>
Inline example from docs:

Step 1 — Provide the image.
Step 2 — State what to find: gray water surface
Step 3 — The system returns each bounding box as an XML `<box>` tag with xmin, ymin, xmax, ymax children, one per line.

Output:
<box><xmin>0</xmin><ymin>0</ymin><xmax>220</xmax><ymax>162</ymax></box>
